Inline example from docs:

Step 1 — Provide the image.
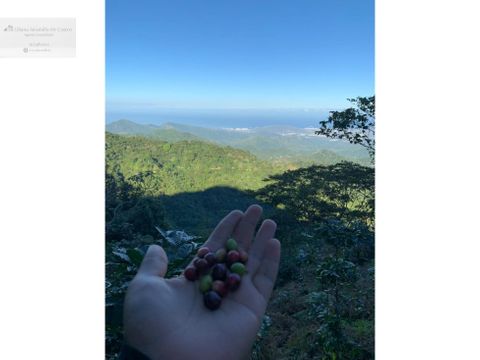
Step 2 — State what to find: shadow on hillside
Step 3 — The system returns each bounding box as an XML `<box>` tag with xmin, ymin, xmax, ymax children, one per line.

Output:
<box><xmin>159</xmin><ymin>186</ymin><xmax>276</xmax><ymax>237</ymax></box>
<box><xmin>106</xmin><ymin>185</ymin><xmax>277</xmax><ymax>243</ymax></box>
<box><xmin>106</xmin><ymin>162</ymin><xmax>374</xmax><ymax>242</ymax></box>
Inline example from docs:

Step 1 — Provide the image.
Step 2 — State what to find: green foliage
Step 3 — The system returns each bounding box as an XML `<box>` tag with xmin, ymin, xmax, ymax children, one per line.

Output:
<box><xmin>254</xmin><ymin>161</ymin><xmax>374</xmax><ymax>359</ymax></box>
<box><xmin>106</xmin><ymin>171</ymin><xmax>167</xmax><ymax>240</ymax></box>
<box><xmin>317</xmin><ymin>256</ymin><xmax>358</xmax><ymax>287</ymax></box>
<box><xmin>106</xmin><ymin>132</ymin><xmax>283</xmax><ymax>195</ymax></box>
<box><xmin>316</xmin><ymin>96</ymin><xmax>375</xmax><ymax>160</ymax></box>
<box><xmin>105</xmin><ymin>130</ymin><xmax>374</xmax><ymax>360</ymax></box>
<box><xmin>257</xmin><ymin>162</ymin><xmax>374</xmax><ymax>224</ymax></box>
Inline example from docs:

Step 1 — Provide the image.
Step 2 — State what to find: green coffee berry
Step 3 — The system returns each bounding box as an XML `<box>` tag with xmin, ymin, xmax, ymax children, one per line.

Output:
<box><xmin>199</xmin><ymin>274</ymin><xmax>213</xmax><ymax>293</ymax></box>
<box><xmin>215</xmin><ymin>248</ymin><xmax>227</xmax><ymax>262</ymax></box>
<box><xmin>226</xmin><ymin>238</ymin><xmax>238</xmax><ymax>251</ymax></box>
<box><xmin>230</xmin><ymin>262</ymin><xmax>246</xmax><ymax>276</ymax></box>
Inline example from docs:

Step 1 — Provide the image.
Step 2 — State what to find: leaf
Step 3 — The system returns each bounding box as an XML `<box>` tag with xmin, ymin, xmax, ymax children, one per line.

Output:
<box><xmin>126</xmin><ymin>248</ymin><xmax>144</xmax><ymax>268</ymax></box>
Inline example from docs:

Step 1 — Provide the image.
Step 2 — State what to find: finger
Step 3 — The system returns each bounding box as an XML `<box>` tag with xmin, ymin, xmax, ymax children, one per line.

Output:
<box><xmin>232</xmin><ymin>204</ymin><xmax>263</xmax><ymax>251</ymax></box>
<box><xmin>203</xmin><ymin>209</ymin><xmax>244</xmax><ymax>251</ymax></box>
<box><xmin>247</xmin><ymin>219</ymin><xmax>277</xmax><ymax>274</ymax></box>
<box><xmin>252</xmin><ymin>238</ymin><xmax>281</xmax><ymax>303</ymax></box>
<box><xmin>137</xmin><ymin>245</ymin><xmax>168</xmax><ymax>277</ymax></box>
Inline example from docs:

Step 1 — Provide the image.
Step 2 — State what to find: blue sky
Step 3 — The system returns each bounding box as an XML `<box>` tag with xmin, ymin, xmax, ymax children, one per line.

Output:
<box><xmin>106</xmin><ymin>0</ymin><xmax>374</xmax><ymax>126</ymax></box>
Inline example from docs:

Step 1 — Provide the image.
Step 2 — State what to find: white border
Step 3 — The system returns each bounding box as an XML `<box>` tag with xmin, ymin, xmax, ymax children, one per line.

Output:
<box><xmin>376</xmin><ymin>0</ymin><xmax>480</xmax><ymax>358</ymax></box>
<box><xmin>0</xmin><ymin>0</ymin><xmax>104</xmax><ymax>359</ymax></box>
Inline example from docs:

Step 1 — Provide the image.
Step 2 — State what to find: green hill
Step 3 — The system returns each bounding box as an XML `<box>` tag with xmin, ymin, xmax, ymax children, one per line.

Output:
<box><xmin>105</xmin><ymin>119</ymin><xmax>159</xmax><ymax>135</ymax></box>
<box><xmin>106</xmin><ymin>119</ymin><xmax>200</xmax><ymax>142</ymax></box>
<box><xmin>106</xmin><ymin>132</ymin><xmax>283</xmax><ymax>196</ymax></box>
<box><xmin>106</xmin><ymin>120</ymin><xmax>371</xmax><ymax>165</ymax></box>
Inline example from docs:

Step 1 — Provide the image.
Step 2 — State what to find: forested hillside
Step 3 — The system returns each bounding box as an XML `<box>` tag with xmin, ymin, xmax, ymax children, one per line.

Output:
<box><xmin>106</xmin><ymin>120</ymin><xmax>370</xmax><ymax>166</ymax></box>
<box><xmin>107</xmin><ymin>119</ymin><xmax>200</xmax><ymax>142</ymax></box>
<box><xmin>106</xmin><ymin>132</ymin><xmax>283</xmax><ymax>195</ymax></box>
<box><xmin>106</xmin><ymin>132</ymin><xmax>374</xmax><ymax>360</ymax></box>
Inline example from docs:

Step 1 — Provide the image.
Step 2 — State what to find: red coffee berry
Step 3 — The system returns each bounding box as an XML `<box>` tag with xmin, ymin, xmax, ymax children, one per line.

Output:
<box><xmin>204</xmin><ymin>252</ymin><xmax>217</xmax><ymax>266</ymax></box>
<box><xmin>184</xmin><ymin>266</ymin><xmax>198</xmax><ymax>281</ymax></box>
<box><xmin>204</xmin><ymin>291</ymin><xmax>222</xmax><ymax>310</ymax></box>
<box><xmin>212</xmin><ymin>280</ymin><xmax>228</xmax><ymax>297</ymax></box>
<box><xmin>226</xmin><ymin>250</ymin><xmax>240</xmax><ymax>265</ymax></box>
<box><xmin>239</xmin><ymin>249</ymin><xmax>249</xmax><ymax>263</ymax></box>
<box><xmin>211</xmin><ymin>263</ymin><xmax>227</xmax><ymax>281</ymax></box>
<box><xmin>193</xmin><ymin>258</ymin><xmax>209</xmax><ymax>271</ymax></box>
<box><xmin>226</xmin><ymin>273</ymin><xmax>241</xmax><ymax>291</ymax></box>
<box><xmin>197</xmin><ymin>247</ymin><xmax>210</xmax><ymax>258</ymax></box>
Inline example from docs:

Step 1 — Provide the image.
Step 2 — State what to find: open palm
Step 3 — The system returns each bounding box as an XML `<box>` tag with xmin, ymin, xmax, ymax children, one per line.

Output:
<box><xmin>123</xmin><ymin>205</ymin><xmax>281</xmax><ymax>360</ymax></box>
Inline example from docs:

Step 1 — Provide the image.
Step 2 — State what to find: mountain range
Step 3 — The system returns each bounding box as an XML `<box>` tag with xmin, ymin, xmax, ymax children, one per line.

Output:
<box><xmin>106</xmin><ymin>119</ymin><xmax>370</xmax><ymax>166</ymax></box>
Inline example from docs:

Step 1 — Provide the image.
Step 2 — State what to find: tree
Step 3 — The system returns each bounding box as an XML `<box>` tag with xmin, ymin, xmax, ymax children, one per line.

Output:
<box><xmin>257</xmin><ymin>162</ymin><xmax>374</xmax><ymax>225</ymax></box>
<box><xmin>316</xmin><ymin>96</ymin><xmax>375</xmax><ymax>160</ymax></box>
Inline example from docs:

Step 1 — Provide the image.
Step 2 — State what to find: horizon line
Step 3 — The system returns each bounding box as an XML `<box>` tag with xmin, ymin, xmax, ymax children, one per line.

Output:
<box><xmin>105</xmin><ymin>118</ymin><xmax>323</xmax><ymax>129</ymax></box>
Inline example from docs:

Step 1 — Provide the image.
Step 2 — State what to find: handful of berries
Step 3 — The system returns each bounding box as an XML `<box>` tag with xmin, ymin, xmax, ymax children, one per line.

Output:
<box><xmin>183</xmin><ymin>238</ymin><xmax>248</xmax><ymax>310</ymax></box>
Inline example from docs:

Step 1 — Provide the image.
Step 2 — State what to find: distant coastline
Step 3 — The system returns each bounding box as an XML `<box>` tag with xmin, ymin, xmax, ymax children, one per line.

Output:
<box><xmin>105</xmin><ymin>107</ymin><xmax>339</xmax><ymax>129</ymax></box>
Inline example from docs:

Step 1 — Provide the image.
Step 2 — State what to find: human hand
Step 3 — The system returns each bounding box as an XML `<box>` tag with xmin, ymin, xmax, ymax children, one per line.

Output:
<box><xmin>122</xmin><ymin>205</ymin><xmax>281</xmax><ymax>360</ymax></box>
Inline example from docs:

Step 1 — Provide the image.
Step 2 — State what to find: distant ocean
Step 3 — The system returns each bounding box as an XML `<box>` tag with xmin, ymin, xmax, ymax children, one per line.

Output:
<box><xmin>105</xmin><ymin>108</ymin><xmax>335</xmax><ymax>129</ymax></box>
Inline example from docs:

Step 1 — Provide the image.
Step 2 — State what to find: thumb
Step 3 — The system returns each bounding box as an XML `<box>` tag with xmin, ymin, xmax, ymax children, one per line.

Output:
<box><xmin>137</xmin><ymin>244</ymin><xmax>168</xmax><ymax>277</ymax></box>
